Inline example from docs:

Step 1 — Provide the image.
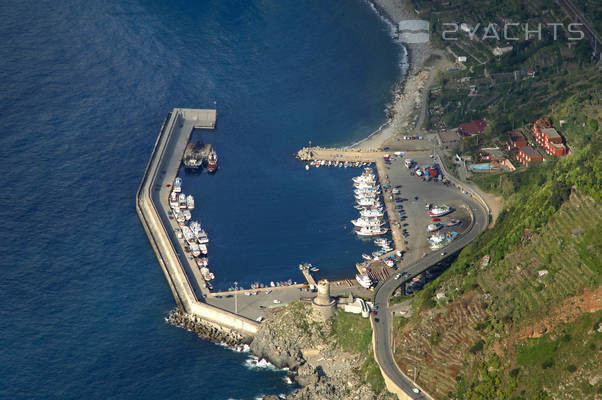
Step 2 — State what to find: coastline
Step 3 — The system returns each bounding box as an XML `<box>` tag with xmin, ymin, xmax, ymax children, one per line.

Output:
<box><xmin>350</xmin><ymin>0</ymin><xmax>443</xmax><ymax>151</ymax></box>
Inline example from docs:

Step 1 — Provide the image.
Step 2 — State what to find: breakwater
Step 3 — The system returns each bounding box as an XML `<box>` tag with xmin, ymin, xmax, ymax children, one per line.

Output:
<box><xmin>136</xmin><ymin>108</ymin><xmax>259</xmax><ymax>337</ymax></box>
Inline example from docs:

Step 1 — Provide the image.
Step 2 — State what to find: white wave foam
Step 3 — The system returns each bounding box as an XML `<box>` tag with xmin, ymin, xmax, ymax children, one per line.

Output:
<box><xmin>244</xmin><ymin>355</ymin><xmax>289</xmax><ymax>372</ymax></box>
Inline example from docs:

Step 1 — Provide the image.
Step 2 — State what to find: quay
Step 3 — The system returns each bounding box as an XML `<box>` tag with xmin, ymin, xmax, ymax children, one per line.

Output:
<box><xmin>136</xmin><ymin>108</ymin><xmax>259</xmax><ymax>336</ymax></box>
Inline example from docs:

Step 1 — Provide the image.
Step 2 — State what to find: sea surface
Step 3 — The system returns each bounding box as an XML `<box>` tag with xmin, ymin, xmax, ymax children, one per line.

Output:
<box><xmin>0</xmin><ymin>0</ymin><xmax>403</xmax><ymax>398</ymax></box>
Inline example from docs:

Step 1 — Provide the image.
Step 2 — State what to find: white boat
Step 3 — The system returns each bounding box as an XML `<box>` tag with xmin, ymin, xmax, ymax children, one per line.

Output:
<box><xmin>189</xmin><ymin>221</ymin><xmax>201</xmax><ymax>236</ymax></box>
<box><xmin>173</xmin><ymin>177</ymin><xmax>182</xmax><ymax>193</ymax></box>
<box><xmin>178</xmin><ymin>193</ymin><xmax>187</xmax><ymax>208</ymax></box>
<box><xmin>175</xmin><ymin>212</ymin><xmax>186</xmax><ymax>224</ymax></box>
<box><xmin>199</xmin><ymin>243</ymin><xmax>208</xmax><ymax>255</ymax></box>
<box><xmin>197</xmin><ymin>229</ymin><xmax>209</xmax><ymax>244</ymax></box>
<box><xmin>183</xmin><ymin>209</ymin><xmax>191</xmax><ymax>221</ymax></box>
<box><xmin>169</xmin><ymin>191</ymin><xmax>178</xmax><ymax>209</ymax></box>
<box><xmin>351</xmin><ymin>217</ymin><xmax>384</xmax><ymax>228</ymax></box>
<box><xmin>428</xmin><ymin>231</ymin><xmax>458</xmax><ymax>249</ymax></box>
<box><xmin>355</xmin><ymin>194</ymin><xmax>379</xmax><ymax>203</ymax></box>
<box><xmin>186</xmin><ymin>195</ymin><xmax>195</xmax><ymax>210</ymax></box>
<box><xmin>361</xmin><ymin>253</ymin><xmax>372</xmax><ymax>260</ymax></box>
<box><xmin>310</xmin><ymin>267</ymin><xmax>319</xmax><ymax>272</ymax></box>
<box><xmin>356</xmin><ymin>274</ymin><xmax>374</xmax><ymax>289</ymax></box>
<box><xmin>353</xmin><ymin>177</ymin><xmax>376</xmax><ymax>185</ymax></box>
<box><xmin>428</xmin><ymin>204</ymin><xmax>453</xmax><ymax>217</ymax></box>
<box><xmin>361</xmin><ymin>208</ymin><xmax>384</xmax><ymax>218</ymax></box>
<box><xmin>305</xmin><ymin>164</ymin><xmax>309</xmax><ymax>171</ymax></box>
<box><xmin>356</xmin><ymin>198</ymin><xmax>378</xmax><ymax>207</ymax></box>
<box><xmin>355</xmin><ymin>226</ymin><xmax>388</xmax><ymax>236</ymax></box>
<box><xmin>427</xmin><ymin>223</ymin><xmax>443</xmax><ymax>232</ymax></box>
<box><xmin>189</xmin><ymin>242</ymin><xmax>201</xmax><ymax>257</ymax></box>
<box><xmin>355</xmin><ymin>189</ymin><xmax>380</xmax><ymax>197</ymax></box>
<box><xmin>374</xmin><ymin>238</ymin><xmax>391</xmax><ymax>246</ymax></box>
<box><xmin>354</xmin><ymin>182</ymin><xmax>376</xmax><ymax>190</ymax></box>
<box><xmin>181</xmin><ymin>225</ymin><xmax>194</xmax><ymax>242</ymax></box>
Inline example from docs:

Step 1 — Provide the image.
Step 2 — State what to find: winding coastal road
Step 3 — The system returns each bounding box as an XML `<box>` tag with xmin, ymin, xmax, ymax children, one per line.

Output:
<box><xmin>371</xmin><ymin>167</ymin><xmax>489</xmax><ymax>399</ymax></box>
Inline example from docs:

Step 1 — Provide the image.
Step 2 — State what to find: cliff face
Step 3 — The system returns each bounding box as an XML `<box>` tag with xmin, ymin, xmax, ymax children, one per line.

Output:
<box><xmin>250</xmin><ymin>302</ymin><xmax>389</xmax><ymax>400</ymax></box>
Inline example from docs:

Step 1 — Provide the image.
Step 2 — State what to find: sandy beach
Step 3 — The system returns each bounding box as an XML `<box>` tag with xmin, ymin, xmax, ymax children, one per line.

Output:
<box><xmin>350</xmin><ymin>0</ymin><xmax>452</xmax><ymax>151</ymax></box>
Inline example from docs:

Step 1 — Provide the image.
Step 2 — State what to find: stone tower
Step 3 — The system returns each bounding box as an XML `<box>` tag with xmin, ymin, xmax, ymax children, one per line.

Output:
<box><xmin>311</xmin><ymin>279</ymin><xmax>336</xmax><ymax>321</ymax></box>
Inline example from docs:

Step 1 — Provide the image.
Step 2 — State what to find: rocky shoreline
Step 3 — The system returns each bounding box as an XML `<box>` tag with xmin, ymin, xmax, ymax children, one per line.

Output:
<box><xmin>250</xmin><ymin>302</ymin><xmax>389</xmax><ymax>400</ymax></box>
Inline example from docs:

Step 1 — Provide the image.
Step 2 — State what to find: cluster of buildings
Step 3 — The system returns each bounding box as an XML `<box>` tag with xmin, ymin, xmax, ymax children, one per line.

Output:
<box><xmin>436</xmin><ymin>115</ymin><xmax>568</xmax><ymax>169</ymax></box>
<box><xmin>505</xmin><ymin>117</ymin><xmax>567</xmax><ymax>167</ymax></box>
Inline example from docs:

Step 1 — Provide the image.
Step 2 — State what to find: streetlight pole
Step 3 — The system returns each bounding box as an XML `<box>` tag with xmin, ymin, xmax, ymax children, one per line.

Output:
<box><xmin>234</xmin><ymin>281</ymin><xmax>238</xmax><ymax>314</ymax></box>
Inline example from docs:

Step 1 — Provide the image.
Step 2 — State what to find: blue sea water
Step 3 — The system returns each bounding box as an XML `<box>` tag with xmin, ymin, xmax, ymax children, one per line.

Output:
<box><xmin>0</xmin><ymin>0</ymin><xmax>402</xmax><ymax>399</ymax></box>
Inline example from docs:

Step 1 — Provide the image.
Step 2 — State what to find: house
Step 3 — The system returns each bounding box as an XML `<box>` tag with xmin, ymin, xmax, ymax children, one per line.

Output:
<box><xmin>480</xmin><ymin>147</ymin><xmax>506</xmax><ymax>167</ymax></box>
<box><xmin>458</xmin><ymin>119</ymin><xmax>487</xmax><ymax>136</ymax></box>
<box><xmin>527</xmin><ymin>68</ymin><xmax>536</xmax><ymax>78</ymax></box>
<box><xmin>437</xmin><ymin>130</ymin><xmax>461</xmax><ymax>148</ymax></box>
<box><xmin>506</xmin><ymin>130</ymin><xmax>527</xmax><ymax>150</ymax></box>
<box><xmin>532</xmin><ymin>117</ymin><xmax>567</xmax><ymax>157</ymax></box>
<box><xmin>515</xmin><ymin>145</ymin><xmax>543</xmax><ymax>167</ymax></box>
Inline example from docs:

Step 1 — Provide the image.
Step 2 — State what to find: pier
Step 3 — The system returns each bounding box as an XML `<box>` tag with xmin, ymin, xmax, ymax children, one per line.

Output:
<box><xmin>136</xmin><ymin>108</ymin><xmax>259</xmax><ymax>336</ymax></box>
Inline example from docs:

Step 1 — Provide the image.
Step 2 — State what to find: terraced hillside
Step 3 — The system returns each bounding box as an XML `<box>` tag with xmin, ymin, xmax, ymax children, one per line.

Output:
<box><xmin>392</xmin><ymin>189</ymin><xmax>601</xmax><ymax>399</ymax></box>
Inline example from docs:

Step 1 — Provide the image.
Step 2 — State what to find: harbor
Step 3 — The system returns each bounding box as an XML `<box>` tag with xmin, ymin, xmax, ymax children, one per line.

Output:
<box><xmin>137</xmin><ymin>108</ymin><xmax>488</xmax><ymax>337</ymax></box>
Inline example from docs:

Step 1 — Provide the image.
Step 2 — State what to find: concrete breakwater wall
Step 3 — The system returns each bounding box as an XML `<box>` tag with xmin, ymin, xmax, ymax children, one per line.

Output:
<box><xmin>136</xmin><ymin>108</ymin><xmax>259</xmax><ymax>337</ymax></box>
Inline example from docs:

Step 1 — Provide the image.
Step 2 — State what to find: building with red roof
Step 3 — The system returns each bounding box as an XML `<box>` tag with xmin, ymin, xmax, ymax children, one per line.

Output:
<box><xmin>506</xmin><ymin>130</ymin><xmax>528</xmax><ymax>150</ymax></box>
<box><xmin>532</xmin><ymin>117</ymin><xmax>567</xmax><ymax>157</ymax></box>
<box><xmin>515</xmin><ymin>145</ymin><xmax>543</xmax><ymax>167</ymax></box>
<box><xmin>458</xmin><ymin>119</ymin><xmax>487</xmax><ymax>136</ymax></box>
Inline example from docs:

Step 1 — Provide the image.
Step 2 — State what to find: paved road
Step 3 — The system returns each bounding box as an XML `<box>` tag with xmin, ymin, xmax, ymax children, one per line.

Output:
<box><xmin>371</xmin><ymin>180</ymin><xmax>488</xmax><ymax>399</ymax></box>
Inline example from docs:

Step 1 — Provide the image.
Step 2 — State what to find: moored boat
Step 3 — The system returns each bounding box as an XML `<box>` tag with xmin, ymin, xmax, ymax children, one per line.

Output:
<box><xmin>178</xmin><ymin>193</ymin><xmax>187</xmax><ymax>208</ymax></box>
<box><xmin>186</xmin><ymin>195</ymin><xmax>195</xmax><ymax>210</ymax></box>
<box><xmin>207</xmin><ymin>149</ymin><xmax>218</xmax><ymax>173</ymax></box>
<box><xmin>355</xmin><ymin>226</ymin><xmax>388</xmax><ymax>236</ymax></box>
<box><xmin>173</xmin><ymin>177</ymin><xmax>182</xmax><ymax>193</ymax></box>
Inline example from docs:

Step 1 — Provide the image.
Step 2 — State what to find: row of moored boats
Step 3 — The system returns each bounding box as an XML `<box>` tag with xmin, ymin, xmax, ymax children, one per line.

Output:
<box><xmin>305</xmin><ymin>160</ymin><xmax>372</xmax><ymax>171</ymax></box>
<box><xmin>169</xmin><ymin>177</ymin><xmax>215</xmax><ymax>284</ymax></box>
<box><xmin>351</xmin><ymin>168</ymin><xmax>388</xmax><ymax>237</ymax></box>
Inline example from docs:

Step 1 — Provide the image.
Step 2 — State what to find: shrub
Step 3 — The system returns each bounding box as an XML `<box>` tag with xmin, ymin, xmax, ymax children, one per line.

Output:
<box><xmin>469</xmin><ymin>339</ymin><xmax>485</xmax><ymax>354</ymax></box>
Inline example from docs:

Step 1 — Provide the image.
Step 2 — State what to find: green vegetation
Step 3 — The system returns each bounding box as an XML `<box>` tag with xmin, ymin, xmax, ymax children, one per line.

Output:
<box><xmin>331</xmin><ymin>310</ymin><xmax>388</xmax><ymax>395</ymax></box>
<box><xmin>332</xmin><ymin>309</ymin><xmax>373</xmax><ymax>353</ymax></box>
<box><xmin>451</xmin><ymin>312</ymin><xmax>602</xmax><ymax>400</ymax></box>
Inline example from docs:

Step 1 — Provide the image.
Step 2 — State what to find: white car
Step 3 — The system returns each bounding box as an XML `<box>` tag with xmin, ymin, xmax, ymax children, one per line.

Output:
<box><xmin>412</xmin><ymin>388</ymin><xmax>420</xmax><ymax>393</ymax></box>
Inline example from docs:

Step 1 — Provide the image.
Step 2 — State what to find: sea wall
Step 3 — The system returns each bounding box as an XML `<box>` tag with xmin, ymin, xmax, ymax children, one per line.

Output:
<box><xmin>136</xmin><ymin>108</ymin><xmax>259</xmax><ymax>337</ymax></box>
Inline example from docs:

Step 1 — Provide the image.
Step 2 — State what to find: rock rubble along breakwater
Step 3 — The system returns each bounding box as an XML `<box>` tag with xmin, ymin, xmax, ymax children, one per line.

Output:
<box><xmin>166</xmin><ymin>309</ymin><xmax>250</xmax><ymax>347</ymax></box>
